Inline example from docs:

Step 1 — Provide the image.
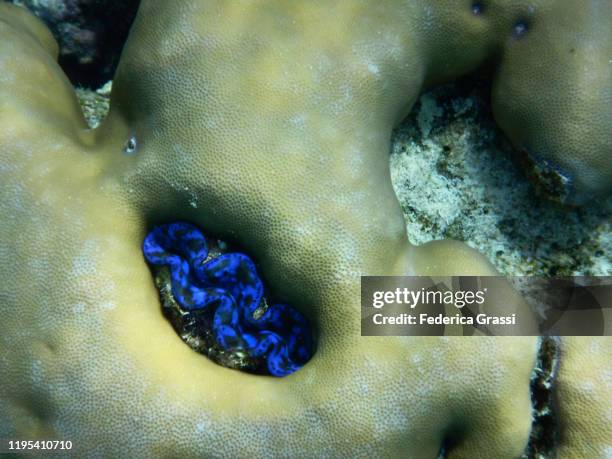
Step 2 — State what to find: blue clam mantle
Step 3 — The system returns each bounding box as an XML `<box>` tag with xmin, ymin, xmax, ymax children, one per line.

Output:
<box><xmin>143</xmin><ymin>222</ymin><xmax>313</xmax><ymax>377</ymax></box>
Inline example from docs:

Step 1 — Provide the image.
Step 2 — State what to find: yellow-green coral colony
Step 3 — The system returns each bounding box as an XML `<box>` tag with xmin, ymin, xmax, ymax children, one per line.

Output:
<box><xmin>0</xmin><ymin>1</ymin><xmax>610</xmax><ymax>458</ymax></box>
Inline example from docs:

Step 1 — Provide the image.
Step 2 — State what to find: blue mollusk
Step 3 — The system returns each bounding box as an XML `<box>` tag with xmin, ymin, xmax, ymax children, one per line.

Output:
<box><xmin>143</xmin><ymin>222</ymin><xmax>313</xmax><ymax>377</ymax></box>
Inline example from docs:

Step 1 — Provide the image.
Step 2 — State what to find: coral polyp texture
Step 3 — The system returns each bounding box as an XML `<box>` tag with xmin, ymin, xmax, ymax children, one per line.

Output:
<box><xmin>0</xmin><ymin>1</ymin><xmax>610</xmax><ymax>458</ymax></box>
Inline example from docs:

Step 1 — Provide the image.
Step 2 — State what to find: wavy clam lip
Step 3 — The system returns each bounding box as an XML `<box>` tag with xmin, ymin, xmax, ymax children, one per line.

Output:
<box><xmin>516</xmin><ymin>147</ymin><xmax>586</xmax><ymax>206</ymax></box>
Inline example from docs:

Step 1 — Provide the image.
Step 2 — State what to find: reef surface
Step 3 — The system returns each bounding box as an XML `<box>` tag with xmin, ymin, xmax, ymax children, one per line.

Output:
<box><xmin>17</xmin><ymin>0</ymin><xmax>610</xmax><ymax>272</ymax></box>
<box><xmin>390</xmin><ymin>78</ymin><xmax>611</xmax><ymax>277</ymax></box>
<box><xmin>77</xmin><ymin>79</ymin><xmax>611</xmax><ymax>278</ymax></box>
<box><xmin>2</xmin><ymin>1</ymin><xmax>610</xmax><ymax>457</ymax></box>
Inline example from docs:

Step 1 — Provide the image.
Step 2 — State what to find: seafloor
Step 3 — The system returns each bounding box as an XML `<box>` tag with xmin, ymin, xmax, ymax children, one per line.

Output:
<box><xmin>389</xmin><ymin>77</ymin><xmax>610</xmax><ymax>277</ymax></box>
<box><xmin>77</xmin><ymin>78</ymin><xmax>611</xmax><ymax>277</ymax></box>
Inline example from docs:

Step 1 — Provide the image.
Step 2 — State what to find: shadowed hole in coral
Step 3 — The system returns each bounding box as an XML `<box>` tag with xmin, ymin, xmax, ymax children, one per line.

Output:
<box><xmin>5</xmin><ymin>0</ymin><xmax>141</xmax><ymax>87</ymax></box>
<box><xmin>512</xmin><ymin>19</ymin><xmax>529</xmax><ymax>39</ymax></box>
<box><xmin>471</xmin><ymin>1</ymin><xmax>485</xmax><ymax>16</ymax></box>
<box><xmin>437</xmin><ymin>425</ymin><xmax>469</xmax><ymax>459</ymax></box>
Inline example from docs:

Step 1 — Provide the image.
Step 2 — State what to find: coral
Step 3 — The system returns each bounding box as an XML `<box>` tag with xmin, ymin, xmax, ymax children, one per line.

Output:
<box><xmin>74</xmin><ymin>78</ymin><xmax>612</xmax><ymax>278</ymax></box>
<box><xmin>0</xmin><ymin>1</ymin><xmax>609</xmax><ymax>458</ymax></box>
<box><xmin>554</xmin><ymin>337</ymin><xmax>612</xmax><ymax>457</ymax></box>
<box><xmin>489</xmin><ymin>0</ymin><xmax>612</xmax><ymax>205</ymax></box>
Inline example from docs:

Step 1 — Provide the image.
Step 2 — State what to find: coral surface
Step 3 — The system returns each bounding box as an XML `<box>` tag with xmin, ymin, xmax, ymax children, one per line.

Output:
<box><xmin>77</xmin><ymin>79</ymin><xmax>612</xmax><ymax>279</ymax></box>
<box><xmin>0</xmin><ymin>1</ymin><xmax>610</xmax><ymax>458</ymax></box>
